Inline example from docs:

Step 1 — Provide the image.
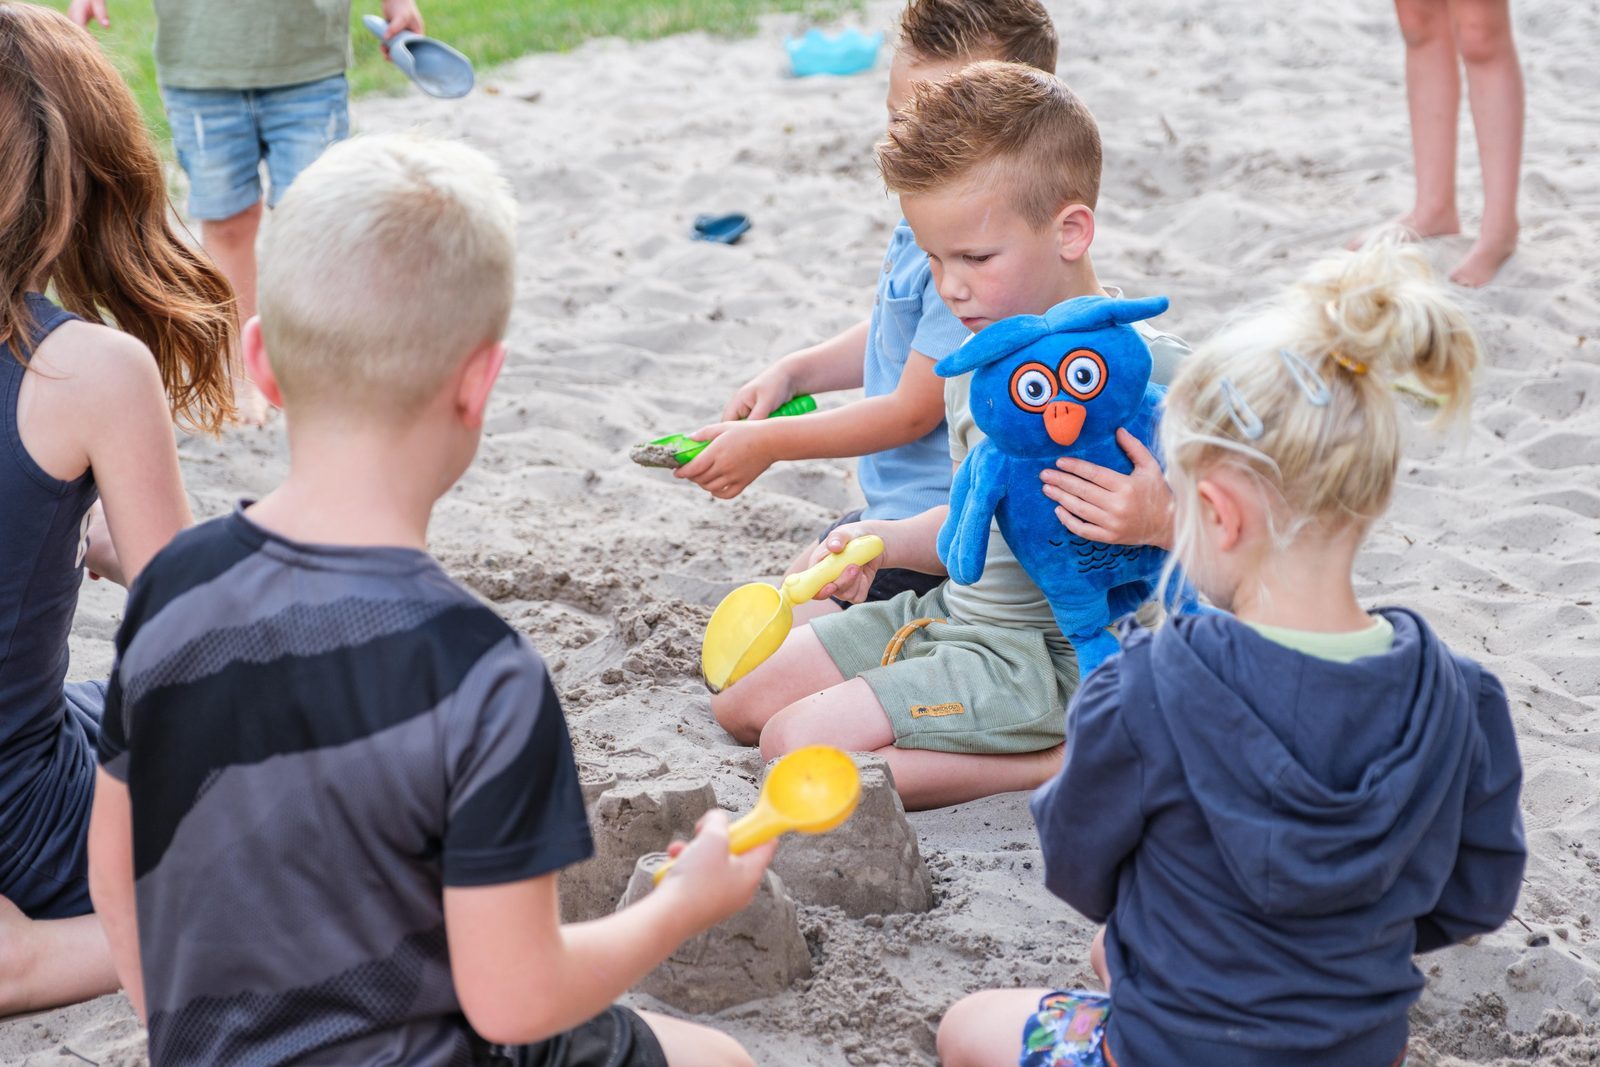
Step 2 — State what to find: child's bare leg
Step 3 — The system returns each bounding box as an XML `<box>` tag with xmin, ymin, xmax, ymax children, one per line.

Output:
<box><xmin>759</xmin><ymin>683</ymin><xmax>1065</xmax><ymax>811</ymax></box>
<box><xmin>0</xmin><ymin>896</ymin><xmax>119</xmax><ymax>1017</ymax></box>
<box><xmin>1091</xmin><ymin>926</ymin><xmax>1111</xmax><ymax>989</ymax></box>
<box><xmin>1448</xmin><ymin>0</ymin><xmax>1523</xmax><ymax>286</ymax></box>
<box><xmin>709</xmin><ymin>625</ymin><xmax>844</xmax><ymax>745</ymax></box>
<box><xmin>201</xmin><ymin>201</ymin><xmax>271</xmax><ymax>425</ymax></box>
<box><xmin>937</xmin><ymin>988</ymin><xmax>1055</xmax><ymax>1067</ymax></box>
<box><xmin>638</xmin><ymin>1010</ymin><xmax>754</xmax><ymax>1067</ymax></box>
<box><xmin>790</xmin><ymin>598</ymin><xmax>843</xmax><ymax>626</ymax></box>
<box><xmin>1395</xmin><ymin>0</ymin><xmax>1463</xmax><ymax>237</ymax></box>
<box><xmin>876</xmin><ymin>744</ymin><xmax>1064</xmax><ymax>811</ymax></box>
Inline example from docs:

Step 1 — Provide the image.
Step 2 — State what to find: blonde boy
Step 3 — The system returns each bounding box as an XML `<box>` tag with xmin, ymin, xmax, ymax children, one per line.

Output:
<box><xmin>87</xmin><ymin>134</ymin><xmax>769</xmax><ymax>1067</ymax></box>
<box><xmin>678</xmin><ymin>0</ymin><xmax>1064</xmax><ymax>618</ymax></box>
<box><xmin>711</xmin><ymin>64</ymin><xmax>1185</xmax><ymax>810</ymax></box>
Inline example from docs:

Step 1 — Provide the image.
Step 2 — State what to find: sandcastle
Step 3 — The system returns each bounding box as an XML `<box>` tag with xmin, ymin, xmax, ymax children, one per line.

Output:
<box><xmin>567</xmin><ymin>749</ymin><xmax>931</xmax><ymax>1013</ymax></box>
<box><xmin>771</xmin><ymin>752</ymin><xmax>933</xmax><ymax>917</ymax></box>
<box><xmin>619</xmin><ymin>852</ymin><xmax>813</xmax><ymax>1013</ymax></box>
<box><xmin>561</xmin><ymin>754</ymin><xmax>710</xmax><ymax>922</ymax></box>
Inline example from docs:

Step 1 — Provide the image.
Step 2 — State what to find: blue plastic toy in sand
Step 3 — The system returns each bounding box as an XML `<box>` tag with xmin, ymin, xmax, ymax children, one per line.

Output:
<box><xmin>363</xmin><ymin>15</ymin><xmax>474</xmax><ymax>99</ymax></box>
<box><xmin>693</xmin><ymin>213</ymin><xmax>752</xmax><ymax>245</ymax></box>
<box><xmin>785</xmin><ymin>28</ymin><xmax>885</xmax><ymax>77</ymax></box>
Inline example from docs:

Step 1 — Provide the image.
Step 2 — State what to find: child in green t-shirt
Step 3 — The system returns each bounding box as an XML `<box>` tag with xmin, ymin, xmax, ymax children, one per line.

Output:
<box><xmin>68</xmin><ymin>0</ymin><xmax>426</xmax><ymax>424</ymax></box>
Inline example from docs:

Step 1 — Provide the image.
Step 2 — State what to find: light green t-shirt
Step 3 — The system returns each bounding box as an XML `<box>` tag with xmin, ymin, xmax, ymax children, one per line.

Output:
<box><xmin>1247</xmin><ymin>615</ymin><xmax>1396</xmax><ymax>662</ymax></box>
<box><xmin>155</xmin><ymin>0</ymin><xmax>352</xmax><ymax>90</ymax></box>
<box><xmin>939</xmin><ymin>322</ymin><xmax>1190</xmax><ymax>647</ymax></box>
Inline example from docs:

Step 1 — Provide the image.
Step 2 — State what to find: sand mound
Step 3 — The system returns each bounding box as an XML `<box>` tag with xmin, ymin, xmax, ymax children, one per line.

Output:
<box><xmin>621</xmin><ymin>854</ymin><xmax>813</xmax><ymax>1013</ymax></box>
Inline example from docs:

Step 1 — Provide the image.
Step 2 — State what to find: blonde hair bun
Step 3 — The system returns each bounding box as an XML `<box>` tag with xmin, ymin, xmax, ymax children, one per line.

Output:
<box><xmin>1160</xmin><ymin>234</ymin><xmax>1483</xmax><ymax>551</ymax></box>
<box><xmin>1300</xmin><ymin>229</ymin><xmax>1477</xmax><ymax>422</ymax></box>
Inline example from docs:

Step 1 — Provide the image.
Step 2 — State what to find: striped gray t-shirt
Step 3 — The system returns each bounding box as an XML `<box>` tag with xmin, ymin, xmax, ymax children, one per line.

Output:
<box><xmin>98</xmin><ymin>506</ymin><xmax>593</xmax><ymax>1066</ymax></box>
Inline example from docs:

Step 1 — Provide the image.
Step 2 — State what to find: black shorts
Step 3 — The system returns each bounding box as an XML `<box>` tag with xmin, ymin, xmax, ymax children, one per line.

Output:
<box><xmin>484</xmin><ymin>1006</ymin><xmax>667</xmax><ymax>1067</ymax></box>
<box><xmin>817</xmin><ymin>509</ymin><xmax>944</xmax><ymax>608</ymax></box>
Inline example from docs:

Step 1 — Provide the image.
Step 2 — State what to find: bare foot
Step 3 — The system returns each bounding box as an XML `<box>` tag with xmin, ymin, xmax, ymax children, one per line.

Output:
<box><xmin>1346</xmin><ymin>208</ymin><xmax>1461</xmax><ymax>250</ymax></box>
<box><xmin>1450</xmin><ymin>230</ymin><xmax>1517</xmax><ymax>288</ymax></box>
<box><xmin>231</xmin><ymin>376</ymin><xmax>276</xmax><ymax>428</ymax></box>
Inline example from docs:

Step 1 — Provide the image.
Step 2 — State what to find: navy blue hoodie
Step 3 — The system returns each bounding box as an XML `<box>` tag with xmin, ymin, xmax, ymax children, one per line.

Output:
<box><xmin>1031</xmin><ymin>608</ymin><xmax>1525</xmax><ymax>1066</ymax></box>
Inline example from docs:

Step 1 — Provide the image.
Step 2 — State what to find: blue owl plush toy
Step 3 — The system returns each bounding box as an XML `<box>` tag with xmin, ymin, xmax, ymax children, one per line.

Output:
<box><xmin>936</xmin><ymin>294</ymin><xmax>1177</xmax><ymax>678</ymax></box>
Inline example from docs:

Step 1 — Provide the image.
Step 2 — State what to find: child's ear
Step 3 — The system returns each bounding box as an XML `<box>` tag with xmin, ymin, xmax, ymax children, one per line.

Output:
<box><xmin>240</xmin><ymin>317</ymin><xmax>284</xmax><ymax>408</ymax></box>
<box><xmin>1195</xmin><ymin>476</ymin><xmax>1244</xmax><ymax>553</ymax></box>
<box><xmin>456</xmin><ymin>340</ymin><xmax>507</xmax><ymax>429</ymax></box>
<box><xmin>1053</xmin><ymin>203</ymin><xmax>1095</xmax><ymax>264</ymax></box>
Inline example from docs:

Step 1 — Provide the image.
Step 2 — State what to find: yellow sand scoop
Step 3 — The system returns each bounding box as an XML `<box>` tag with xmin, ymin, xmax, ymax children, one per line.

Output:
<box><xmin>653</xmin><ymin>745</ymin><xmax>861</xmax><ymax>885</ymax></box>
<box><xmin>700</xmin><ymin>535</ymin><xmax>884</xmax><ymax>693</ymax></box>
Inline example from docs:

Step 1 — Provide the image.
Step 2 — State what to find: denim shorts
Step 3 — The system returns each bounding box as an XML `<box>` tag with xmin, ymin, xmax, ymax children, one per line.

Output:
<box><xmin>162</xmin><ymin>73</ymin><xmax>350</xmax><ymax>220</ymax></box>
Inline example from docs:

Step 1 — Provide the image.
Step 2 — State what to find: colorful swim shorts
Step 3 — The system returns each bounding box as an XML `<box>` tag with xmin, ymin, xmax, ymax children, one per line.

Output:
<box><xmin>1018</xmin><ymin>991</ymin><xmax>1412</xmax><ymax>1067</ymax></box>
<box><xmin>1020</xmin><ymin>990</ymin><xmax>1113</xmax><ymax>1067</ymax></box>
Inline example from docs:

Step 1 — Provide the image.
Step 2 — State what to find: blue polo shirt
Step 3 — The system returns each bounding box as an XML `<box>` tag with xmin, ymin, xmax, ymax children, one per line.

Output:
<box><xmin>858</xmin><ymin>220</ymin><xmax>970</xmax><ymax>520</ymax></box>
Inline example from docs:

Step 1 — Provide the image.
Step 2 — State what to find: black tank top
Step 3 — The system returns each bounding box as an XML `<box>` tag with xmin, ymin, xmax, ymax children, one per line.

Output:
<box><xmin>0</xmin><ymin>293</ymin><xmax>102</xmax><ymax>916</ymax></box>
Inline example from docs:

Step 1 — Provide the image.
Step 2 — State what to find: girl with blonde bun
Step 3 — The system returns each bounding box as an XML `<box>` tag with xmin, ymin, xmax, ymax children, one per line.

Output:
<box><xmin>940</xmin><ymin>234</ymin><xmax>1526</xmax><ymax>1067</ymax></box>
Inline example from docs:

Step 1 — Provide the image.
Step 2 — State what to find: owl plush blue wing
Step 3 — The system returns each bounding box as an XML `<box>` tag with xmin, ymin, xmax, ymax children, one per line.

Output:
<box><xmin>938</xmin><ymin>444</ymin><xmax>1007</xmax><ymax>585</ymax></box>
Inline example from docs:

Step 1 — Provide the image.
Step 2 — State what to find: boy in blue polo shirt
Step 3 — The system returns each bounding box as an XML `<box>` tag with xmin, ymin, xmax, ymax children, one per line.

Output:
<box><xmin>675</xmin><ymin>0</ymin><xmax>1058</xmax><ymax>620</ymax></box>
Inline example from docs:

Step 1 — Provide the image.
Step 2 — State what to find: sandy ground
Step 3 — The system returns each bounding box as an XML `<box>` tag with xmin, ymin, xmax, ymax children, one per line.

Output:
<box><xmin>5</xmin><ymin>1</ymin><xmax>1599</xmax><ymax>1063</ymax></box>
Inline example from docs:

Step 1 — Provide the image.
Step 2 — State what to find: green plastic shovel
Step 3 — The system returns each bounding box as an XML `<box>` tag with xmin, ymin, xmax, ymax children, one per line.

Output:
<box><xmin>631</xmin><ymin>395</ymin><xmax>817</xmax><ymax>468</ymax></box>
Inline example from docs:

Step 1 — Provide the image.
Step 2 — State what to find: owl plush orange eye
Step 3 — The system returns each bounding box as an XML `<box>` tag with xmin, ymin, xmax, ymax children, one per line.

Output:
<box><xmin>1010</xmin><ymin>362</ymin><xmax>1057</xmax><ymax>412</ymax></box>
<box><xmin>1058</xmin><ymin>349</ymin><xmax>1107</xmax><ymax>401</ymax></box>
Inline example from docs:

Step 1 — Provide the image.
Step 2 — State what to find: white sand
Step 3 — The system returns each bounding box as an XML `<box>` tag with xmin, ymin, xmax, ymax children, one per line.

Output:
<box><xmin>6</xmin><ymin>1</ymin><xmax>1599</xmax><ymax>1062</ymax></box>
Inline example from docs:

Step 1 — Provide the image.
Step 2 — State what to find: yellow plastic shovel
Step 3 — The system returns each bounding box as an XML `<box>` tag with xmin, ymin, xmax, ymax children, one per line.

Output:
<box><xmin>653</xmin><ymin>745</ymin><xmax>862</xmax><ymax>885</ymax></box>
<box><xmin>701</xmin><ymin>535</ymin><xmax>885</xmax><ymax>693</ymax></box>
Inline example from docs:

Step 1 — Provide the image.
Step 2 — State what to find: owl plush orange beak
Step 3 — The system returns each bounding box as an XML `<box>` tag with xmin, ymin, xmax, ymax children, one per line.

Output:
<box><xmin>1045</xmin><ymin>400</ymin><xmax>1086</xmax><ymax>446</ymax></box>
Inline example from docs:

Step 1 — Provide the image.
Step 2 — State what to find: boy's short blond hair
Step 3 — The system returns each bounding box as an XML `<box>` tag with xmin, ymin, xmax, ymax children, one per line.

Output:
<box><xmin>898</xmin><ymin>0</ymin><xmax>1058</xmax><ymax>73</ymax></box>
<box><xmin>877</xmin><ymin>61</ymin><xmax>1101</xmax><ymax>228</ymax></box>
<box><xmin>258</xmin><ymin>133</ymin><xmax>517</xmax><ymax>416</ymax></box>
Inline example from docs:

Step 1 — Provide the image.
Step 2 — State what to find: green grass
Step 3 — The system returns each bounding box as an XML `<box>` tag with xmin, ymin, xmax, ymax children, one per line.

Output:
<box><xmin>44</xmin><ymin>0</ymin><xmax>855</xmax><ymax>143</ymax></box>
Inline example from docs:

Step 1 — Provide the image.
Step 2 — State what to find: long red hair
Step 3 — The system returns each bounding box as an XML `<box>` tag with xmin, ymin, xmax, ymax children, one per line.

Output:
<box><xmin>0</xmin><ymin>2</ymin><xmax>235</xmax><ymax>433</ymax></box>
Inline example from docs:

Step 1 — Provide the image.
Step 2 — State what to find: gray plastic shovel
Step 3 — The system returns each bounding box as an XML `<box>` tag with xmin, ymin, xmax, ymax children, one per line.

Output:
<box><xmin>362</xmin><ymin>15</ymin><xmax>474</xmax><ymax>99</ymax></box>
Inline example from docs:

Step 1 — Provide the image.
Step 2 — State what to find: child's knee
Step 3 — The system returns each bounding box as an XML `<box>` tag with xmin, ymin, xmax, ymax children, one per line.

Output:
<box><xmin>1395</xmin><ymin>0</ymin><xmax>1449</xmax><ymax>45</ymax></box>
<box><xmin>936</xmin><ymin>992</ymin><xmax>1002</xmax><ymax>1067</ymax></box>
<box><xmin>711</xmin><ymin>690</ymin><xmax>759</xmax><ymax>746</ymax></box>
<box><xmin>712</xmin><ymin>1038</ymin><xmax>756</xmax><ymax>1067</ymax></box>
<box><xmin>653</xmin><ymin>1016</ymin><xmax>754</xmax><ymax>1067</ymax></box>
<box><xmin>202</xmin><ymin>201</ymin><xmax>263</xmax><ymax>245</ymax></box>
<box><xmin>1452</xmin><ymin>5</ymin><xmax>1513</xmax><ymax>65</ymax></box>
<box><xmin>757</xmin><ymin>714</ymin><xmax>801</xmax><ymax>763</ymax></box>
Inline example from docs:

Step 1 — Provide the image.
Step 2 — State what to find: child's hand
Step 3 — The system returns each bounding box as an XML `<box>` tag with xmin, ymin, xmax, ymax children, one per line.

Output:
<box><xmin>67</xmin><ymin>0</ymin><xmax>109</xmax><ymax>27</ymax></box>
<box><xmin>806</xmin><ymin>524</ymin><xmax>886</xmax><ymax>603</ymax></box>
<box><xmin>379</xmin><ymin>0</ymin><xmax>425</xmax><ymax>46</ymax></box>
<box><xmin>1041</xmin><ymin>429</ymin><xmax>1175</xmax><ymax>549</ymax></box>
<box><xmin>721</xmin><ymin>367</ymin><xmax>794</xmax><ymax>422</ymax></box>
<box><xmin>660</xmin><ymin>810</ymin><xmax>777</xmax><ymax>929</ymax></box>
<box><xmin>674</xmin><ymin>422</ymin><xmax>773</xmax><ymax>499</ymax></box>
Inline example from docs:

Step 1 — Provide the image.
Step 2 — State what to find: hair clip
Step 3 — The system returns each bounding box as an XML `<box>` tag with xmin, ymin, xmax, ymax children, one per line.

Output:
<box><xmin>1329</xmin><ymin>350</ymin><xmax>1369</xmax><ymax>376</ymax></box>
<box><xmin>1279</xmin><ymin>349</ymin><xmax>1331</xmax><ymax>406</ymax></box>
<box><xmin>1218</xmin><ymin>377</ymin><xmax>1264</xmax><ymax>440</ymax></box>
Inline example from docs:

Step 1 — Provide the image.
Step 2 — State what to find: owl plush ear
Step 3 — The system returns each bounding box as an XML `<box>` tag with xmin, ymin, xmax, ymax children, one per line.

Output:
<box><xmin>933</xmin><ymin>294</ymin><xmax>1172</xmax><ymax>379</ymax></box>
<box><xmin>933</xmin><ymin>314</ymin><xmax>1048</xmax><ymax>378</ymax></box>
<box><xmin>1043</xmin><ymin>294</ymin><xmax>1170</xmax><ymax>332</ymax></box>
